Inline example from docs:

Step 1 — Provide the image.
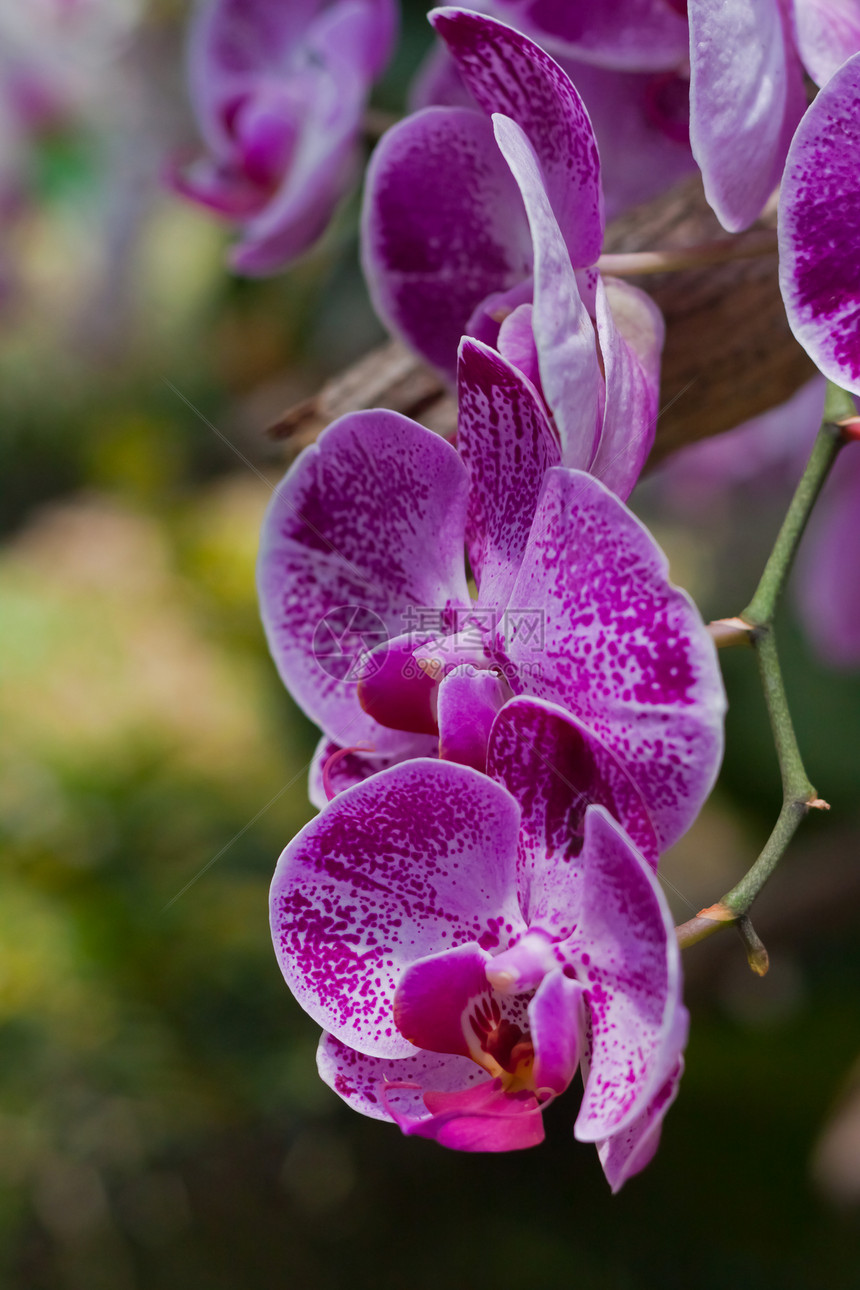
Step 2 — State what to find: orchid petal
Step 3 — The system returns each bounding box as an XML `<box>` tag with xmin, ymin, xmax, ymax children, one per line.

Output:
<box><xmin>529</xmin><ymin>970</ymin><xmax>586</xmax><ymax>1096</ymax></box>
<box><xmin>792</xmin><ymin>0</ymin><xmax>860</xmax><ymax>87</ymax></box>
<box><xmin>554</xmin><ymin>57</ymin><xmax>695</xmax><ymax>222</ymax></box>
<box><xmin>318</xmin><ymin>1028</ymin><xmax>545</xmax><ymax>1151</ymax></box>
<box><xmin>230</xmin><ymin>5</ymin><xmax>373</xmax><ymax>273</ymax></box>
<box><xmin>270</xmin><ymin>759</ymin><xmax>523</xmax><ymax>1057</ymax></box>
<box><xmin>409</xmin><ymin>39</ymin><xmax>474</xmax><ymax>112</ymax></box>
<box><xmin>308</xmin><ymin>732</ymin><xmax>438</xmax><ymax>809</ymax></box>
<box><xmin>566</xmin><ymin>808</ymin><xmax>687</xmax><ymax>1142</ymax></box>
<box><xmin>167</xmin><ymin>154</ymin><xmax>267</xmax><ymax>218</ymax></box>
<box><xmin>589</xmin><ymin>275</ymin><xmax>664</xmax><ymax>499</ymax></box>
<box><xmin>393</xmin><ymin>1077</ymin><xmax>546</xmax><ymax>1151</ymax></box>
<box><xmin>430</xmin><ymin>7</ymin><xmax>604</xmax><ymax>264</ymax></box>
<box><xmin>501</xmin><ymin>468</ymin><xmax>725</xmax><ymax>849</ymax></box>
<box><xmin>361</xmin><ymin>106</ymin><xmax>533</xmax><ymax>379</ymax></box>
<box><xmin>257</xmin><ymin>410</ymin><xmax>470</xmax><ymax>748</ymax></box>
<box><xmin>394</xmin><ymin>942</ymin><xmax>497</xmax><ymax>1058</ymax></box>
<box><xmin>492</xmin><ymin>115</ymin><xmax>601</xmax><ymax>470</ymax></box>
<box><xmin>356</xmin><ymin>632</ymin><xmax>443</xmax><ymax>737</ymax></box>
<box><xmin>188</xmin><ymin>0</ymin><xmax>321</xmax><ymax>156</ymax></box>
<box><xmin>457</xmin><ymin>337</ymin><xmax>560</xmax><ymax>607</ymax></box>
<box><xmin>487</xmin><ymin>697</ymin><xmax>660</xmax><ymax>912</ymax></box>
<box><xmin>688</xmin><ymin>0</ymin><xmax>806</xmax><ymax>231</ymax></box>
<box><xmin>596</xmin><ymin>1058</ymin><xmax>684</xmax><ymax>1192</ymax></box>
<box><xmin>490</xmin><ymin>0</ymin><xmax>689</xmax><ymax>72</ymax></box>
<box><xmin>185</xmin><ymin>0</ymin><xmax>395</xmax><ymax>272</ymax></box>
<box><xmin>437</xmin><ymin>666</ymin><xmax>508</xmax><ymax>772</ymax></box>
<box><xmin>463</xmin><ymin>278</ymin><xmax>536</xmax><ymax>355</ymax></box>
<box><xmin>778</xmin><ymin>52</ymin><xmax>860</xmax><ymax>395</ymax></box>
<box><xmin>317</xmin><ymin>1030</ymin><xmax>485</xmax><ymax>1121</ymax></box>
<box><xmin>496</xmin><ymin>305</ymin><xmax>543</xmax><ymax>395</ymax></box>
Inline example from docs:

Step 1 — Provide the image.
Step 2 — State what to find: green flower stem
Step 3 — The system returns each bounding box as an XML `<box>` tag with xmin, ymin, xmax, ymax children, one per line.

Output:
<box><xmin>677</xmin><ymin>383</ymin><xmax>853</xmax><ymax>956</ymax></box>
<box><xmin>743</xmin><ymin>383</ymin><xmax>851</xmax><ymax>628</ymax></box>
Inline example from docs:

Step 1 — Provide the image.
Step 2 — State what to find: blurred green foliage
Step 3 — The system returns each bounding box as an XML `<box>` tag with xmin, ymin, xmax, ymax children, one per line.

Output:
<box><xmin>1</xmin><ymin>3</ymin><xmax>860</xmax><ymax>1289</ymax></box>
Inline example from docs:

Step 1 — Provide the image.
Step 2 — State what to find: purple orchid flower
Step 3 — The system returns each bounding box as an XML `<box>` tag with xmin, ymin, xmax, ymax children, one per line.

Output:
<box><xmin>487</xmin><ymin>0</ymin><xmax>689</xmax><ymax>71</ymax></box>
<box><xmin>362</xmin><ymin>7</ymin><xmax>664</xmax><ymax>498</ymax></box>
<box><xmin>270</xmin><ymin>748</ymin><xmax>687</xmax><ymax>1185</ymax></box>
<box><xmin>170</xmin><ymin>0</ymin><xmax>397</xmax><ymax>274</ymax></box>
<box><xmin>778</xmin><ymin>51</ymin><xmax>860</xmax><ymax>398</ymax></box>
<box><xmin>258</xmin><ymin>337</ymin><xmax>725</xmax><ymax>846</ymax></box>
<box><xmin>411</xmin><ymin>36</ymin><xmax>695</xmax><ymax>223</ymax></box>
<box><xmin>687</xmin><ymin>0</ymin><xmax>860</xmax><ymax>231</ymax></box>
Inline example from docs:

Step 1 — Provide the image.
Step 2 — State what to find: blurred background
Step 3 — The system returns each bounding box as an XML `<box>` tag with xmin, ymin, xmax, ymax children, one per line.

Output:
<box><xmin>2</xmin><ymin>2</ymin><xmax>860</xmax><ymax>1287</ymax></box>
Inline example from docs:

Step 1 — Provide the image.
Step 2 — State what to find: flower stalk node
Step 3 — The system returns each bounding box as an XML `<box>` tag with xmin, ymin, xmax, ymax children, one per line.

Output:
<box><xmin>836</xmin><ymin>416</ymin><xmax>860</xmax><ymax>444</ymax></box>
<box><xmin>707</xmin><ymin>617</ymin><xmax>754</xmax><ymax>649</ymax></box>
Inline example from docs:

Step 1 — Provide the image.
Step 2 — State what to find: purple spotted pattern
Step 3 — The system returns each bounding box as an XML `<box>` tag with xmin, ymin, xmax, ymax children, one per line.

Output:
<box><xmin>170</xmin><ymin>0</ymin><xmax>397</xmax><ymax>273</ymax></box>
<box><xmin>431</xmin><ymin>5</ymin><xmax>605</xmax><ymax>265</ymax></box>
<box><xmin>500</xmin><ymin>466</ymin><xmax>725</xmax><ymax>849</ymax></box>
<box><xmin>257</xmin><ymin>407</ymin><xmax>469</xmax><ymax>764</ymax></box>
<box><xmin>257</xmin><ymin>343</ymin><xmax>725</xmax><ymax>844</ymax></box>
<box><xmin>489</xmin><ymin>0</ymin><xmax>689</xmax><ymax>70</ymax></box>
<box><xmin>271</xmin><ymin>758</ymin><xmax>686</xmax><ymax>1174</ymax></box>
<box><xmin>362</xmin><ymin>8</ymin><xmax>663</xmax><ymax>496</ymax></box>
<box><xmin>779</xmin><ymin>53</ymin><xmax>860</xmax><ymax>396</ymax></box>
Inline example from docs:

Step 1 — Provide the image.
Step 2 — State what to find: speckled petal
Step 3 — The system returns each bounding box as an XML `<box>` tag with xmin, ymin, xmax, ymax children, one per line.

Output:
<box><xmin>688</xmin><ymin>0</ymin><xmax>806</xmax><ymax>231</ymax></box>
<box><xmin>779</xmin><ymin>53</ymin><xmax>860</xmax><ymax>395</ymax></box>
<box><xmin>487</xmin><ymin>697</ymin><xmax>660</xmax><ymax>913</ymax></box>
<box><xmin>317</xmin><ymin>1030</ymin><xmax>484</xmax><ymax>1121</ymax></box>
<box><xmin>501</xmin><ymin>468</ymin><xmax>725</xmax><ymax>849</ymax></box>
<box><xmin>565</xmin><ymin>808</ymin><xmax>687</xmax><ymax>1142</ymax></box>
<box><xmin>590</xmin><ymin>276</ymin><xmax>664</xmax><ymax>499</ymax></box>
<box><xmin>257</xmin><ymin>410</ymin><xmax>470</xmax><ymax>747</ymax></box>
<box><xmin>792</xmin><ymin>0</ymin><xmax>860</xmax><ymax>87</ymax></box>
<box><xmin>595</xmin><ymin>1058</ymin><xmax>684</xmax><ymax>1192</ymax></box>
<box><xmin>308</xmin><ymin>732</ymin><xmax>439</xmax><ymax>809</ymax></box>
<box><xmin>489</xmin><ymin>0</ymin><xmax>689</xmax><ymax>71</ymax></box>
<box><xmin>457</xmin><ymin>337</ymin><xmax>560</xmax><ymax>608</ymax></box>
<box><xmin>437</xmin><ymin>666</ymin><xmax>509</xmax><ymax>773</ymax></box>
<box><xmin>361</xmin><ymin>106</ymin><xmax>533</xmax><ymax>379</ymax></box>
<box><xmin>270</xmin><ymin>759</ymin><xmax>523</xmax><ymax>1058</ymax></box>
<box><xmin>492</xmin><ymin>115</ymin><xmax>601</xmax><ymax>470</ymax></box>
<box><xmin>529</xmin><ymin>970</ymin><xmax>586</xmax><ymax>1096</ymax></box>
<box><xmin>554</xmin><ymin>57</ymin><xmax>696</xmax><ymax>222</ymax></box>
<box><xmin>430</xmin><ymin>7</ymin><xmax>604</xmax><ymax>265</ymax></box>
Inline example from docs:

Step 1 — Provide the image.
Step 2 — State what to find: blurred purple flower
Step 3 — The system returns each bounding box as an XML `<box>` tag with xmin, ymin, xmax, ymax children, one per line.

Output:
<box><xmin>170</xmin><ymin>0</ymin><xmax>397</xmax><ymax>274</ymax></box>
<box><xmin>363</xmin><ymin>7</ymin><xmax>665</xmax><ymax>497</ymax></box>
<box><xmin>688</xmin><ymin>0</ymin><xmax>860</xmax><ymax>231</ymax></box>
<box><xmin>258</xmin><ymin>338</ymin><xmax>725</xmax><ymax>843</ymax></box>
<box><xmin>271</xmin><ymin>753</ymin><xmax>687</xmax><ymax>1184</ymax></box>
